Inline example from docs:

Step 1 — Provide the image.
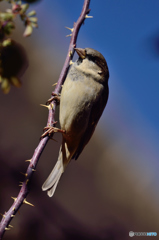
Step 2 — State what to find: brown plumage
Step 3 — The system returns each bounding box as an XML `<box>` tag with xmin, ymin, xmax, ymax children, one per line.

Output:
<box><xmin>42</xmin><ymin>48</ymin><xmax>109</xmax><ymax>197</ymax></box>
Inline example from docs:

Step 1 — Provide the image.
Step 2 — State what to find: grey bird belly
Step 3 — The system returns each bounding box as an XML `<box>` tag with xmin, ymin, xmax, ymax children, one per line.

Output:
<box><xmin>59</xmin><ymin>73</ymin><xmax>103</xmax><ymax>140</ymax></box>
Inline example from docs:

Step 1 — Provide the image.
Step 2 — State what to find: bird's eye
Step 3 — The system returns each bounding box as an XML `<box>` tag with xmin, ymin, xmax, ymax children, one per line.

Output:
<box><xmin>87</xmin><ymin>55</ymin><xmax>96</xmax><ymax>62</ymax></box>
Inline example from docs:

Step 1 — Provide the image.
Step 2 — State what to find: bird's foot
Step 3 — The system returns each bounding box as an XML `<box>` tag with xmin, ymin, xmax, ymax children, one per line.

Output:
<box><xmin>41</xmin><ymin>123</ymin><xmax>65</xmax><ymax>139</ymax></box>
<box><xmin>46</xmin><ymin>93</ymin><xmax>60</xmax><ymax>105</ymax></box>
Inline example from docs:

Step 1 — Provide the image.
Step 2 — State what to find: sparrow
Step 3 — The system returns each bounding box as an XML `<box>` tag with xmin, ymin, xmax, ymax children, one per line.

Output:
<box><xmin>42</xmin><ymin>47</ymin><xmax>109</xmax><ymax>197</ymax></box>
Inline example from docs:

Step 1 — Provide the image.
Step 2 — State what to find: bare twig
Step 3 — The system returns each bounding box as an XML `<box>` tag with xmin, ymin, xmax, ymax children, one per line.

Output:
<box><xmin>0</xmin><ymin>0</ymin><xmax>91</xmax><ymax>238</ymax></box>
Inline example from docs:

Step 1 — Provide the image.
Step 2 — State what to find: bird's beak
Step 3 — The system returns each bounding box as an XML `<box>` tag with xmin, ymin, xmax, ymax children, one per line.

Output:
<box><xmin>75</xmin><ymin>48</ymin><xmax>86</xmax><ymax>59</ymax></box>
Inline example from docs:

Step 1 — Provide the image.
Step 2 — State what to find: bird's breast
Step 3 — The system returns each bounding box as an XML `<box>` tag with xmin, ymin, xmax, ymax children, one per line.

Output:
<box><xmin>59</xmin><ymin>70</ymin><xmax>104</xmax><ymax>138</ymax></box>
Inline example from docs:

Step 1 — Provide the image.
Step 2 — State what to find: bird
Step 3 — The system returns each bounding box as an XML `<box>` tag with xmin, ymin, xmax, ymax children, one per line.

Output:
<box><xmin>42</xmin><ymin>47</ymin><xmax>109</xmax><ymax>197</ymax></box>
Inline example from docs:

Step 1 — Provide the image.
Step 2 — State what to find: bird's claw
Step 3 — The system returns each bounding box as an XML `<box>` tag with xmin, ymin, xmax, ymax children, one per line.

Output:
<box><xmin>46</xmin><ymin>93</ymin><xmax>60</xmax><ymax>105</ymax></box>
<box><xmin>41</xmin><ymin>124</ymin><xmax>65</xmax><ymax>139</ymax></box>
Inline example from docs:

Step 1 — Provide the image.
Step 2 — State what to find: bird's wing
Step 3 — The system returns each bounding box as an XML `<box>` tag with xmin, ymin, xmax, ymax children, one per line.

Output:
<box><xmin>72</xmin><ymin>85</ymin><xmax>109</xmax><ymax>160</ymax></box>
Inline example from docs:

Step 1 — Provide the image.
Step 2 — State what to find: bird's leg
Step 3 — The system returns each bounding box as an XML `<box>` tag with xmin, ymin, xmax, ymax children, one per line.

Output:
<box><xmin>46</xmin><ymin>93</ymin><xmax>60</xmax><ymax>105</ymax></box>
<box><xmin>41</xmin><ymin>93</ymin><xmax>63</xmax><ymax>139</ymax></box>
<box><xmin>40</xmin><ymin>121</ymin><xmax>65</xmax><ymax>139</ymax></box>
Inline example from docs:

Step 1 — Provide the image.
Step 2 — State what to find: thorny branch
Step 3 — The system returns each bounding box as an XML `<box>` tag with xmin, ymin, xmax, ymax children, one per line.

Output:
<box><xmin>0</xmin><ymin>0</ymin><xmax>91</xmax><ymax>239</ymax></box>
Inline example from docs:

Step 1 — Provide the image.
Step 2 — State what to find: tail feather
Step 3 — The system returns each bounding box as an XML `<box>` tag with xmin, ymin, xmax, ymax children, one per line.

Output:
<box><xmin>42</xmin><ymin>152</ymin><xmax>64</xmax><ymax>197</ymax></box>
<box><xmin>42</xmin><ymin>139</ymin><xmax>77</xmax><ymax>197</ymax></box>
<box><xmin>47</xmin><ymin>172</ymin><xmax>62</xmax><ymax>197</ymax></box>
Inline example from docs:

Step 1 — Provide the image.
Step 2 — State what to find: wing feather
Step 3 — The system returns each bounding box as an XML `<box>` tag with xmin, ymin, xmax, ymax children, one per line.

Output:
<box><xmin>73</xmin><ymin>85</ymin><xmax>109</xmax><ymax>160</ymax></box>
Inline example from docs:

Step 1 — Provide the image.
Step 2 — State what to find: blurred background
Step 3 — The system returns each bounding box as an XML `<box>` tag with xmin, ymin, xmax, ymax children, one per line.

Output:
<box><xmin>0</xmin><ymin>0</ymin><xmax>159</xmax><ymax>239</ymax></box>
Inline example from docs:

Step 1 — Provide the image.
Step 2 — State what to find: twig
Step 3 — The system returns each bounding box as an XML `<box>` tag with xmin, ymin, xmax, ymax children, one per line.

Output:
<box><xmin>0</xmin><ymin>0</ymin><xmax>91</xmax><ymax>238</ymax></box>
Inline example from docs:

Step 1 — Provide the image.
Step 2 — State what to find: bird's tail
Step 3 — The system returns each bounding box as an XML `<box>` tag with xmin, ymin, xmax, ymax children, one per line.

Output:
<box><xmin>42</xmin><ymin>148</ymin><xmax>64</xmax><ymax>197</ymax></box>
<box><xmin>42</xmin><ymin>139</ymin><xmax>75</xmax><ymax>197</ymax></box>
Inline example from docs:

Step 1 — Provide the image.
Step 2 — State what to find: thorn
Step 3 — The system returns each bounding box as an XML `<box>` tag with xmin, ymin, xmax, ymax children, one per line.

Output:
<box><xmin>69</xmin><ymin>51</ymin><xmax>73</xmax><ymax>57</ymax></box>
<box><xmin>25</xmin><ymin>159</ymin><xmax>31</xmax><ymax>162</ymax></box>
<box><xmin>85</xmin><ymin>14</ymin><xmax>93</xmax><ymax>18</ymax></box>
<box><xmin>65</xmin><ymin>26</ymin><xmax>74</xmax><ymax>32</ymax></box>
<box><xmin>11</xmin><ymin>215</ymin><xmax>15</xmax><ymax>217</ymax></box>
<box><xmin>40</xmin><ymin>104</ymin><xmax>50</xmax><ymax>110</ymax></box>
<box><xmin>19</xmin><ymin>184</ymin><xmax>23</xmax><ymax>187</ymax></box>
<box><xmin>12</xmin><ymin>207</ymin><xmax>15</xmax><ymax>211</ymax></box>
<box><xmin>26</xmin><ymin>179</ymin><xmax>29</xmax><ymax>184</ymax></box>
<box><xmin>11</xmin><ymin>197</ymin><xmax>17</xmax><ymax>202</ymax></box>
<box><xmin>23</xmin><ymin>199</ymin><xmax>34</xmax><ymax>207</ymax></box>
<box><xmin>61</xmin><ymin>85</ymin><xmax>64</xmax><ymax>88</ymax></box>
<box><xmin>52</xmin><ymin>82</ymin><xmax>57</xmax><ymax>87</ymax></box>
<box><xmin>20</xmin><ymin>172</ymin><xmax>28</xmax><ymax>177</ymax></box>
<box><xmin>5</xmin><ymin>227</ymin><xmax>10</xmax><ymax>231</ymax></box>
<box><xmin>50</xmin><ymin>103</ymin><xmax>54</xmax><ymax>109</ymax></box>
<box><xmin>9</xmin><ymin>225</ymin><xmax>13</xmax><ymax>228</ymax></box>
<box><xmin>69</xmin><ymin>60</ymin><xmax>74</xmax><ymax>65</ymax></box>
<box><xmin>0</xmin><ymin>213</ymin><xmax>5</xmax><ymax>218</ymax></box>
<box><xmin>32</xmin><ymin>169</ymin><xmax>36</xmax><ymax>172</ymax></box>
<box><xmin>66</xmin><ymin>34</ymin><xmax>72</xmax><ymax>37</ymax></box>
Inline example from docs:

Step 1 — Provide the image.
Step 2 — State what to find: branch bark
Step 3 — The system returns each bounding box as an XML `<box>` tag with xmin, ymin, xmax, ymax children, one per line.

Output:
<box><xmin>0</xmin><ymin>0</ymin><xmax>91</xmax><ymax>238</ymax></box>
